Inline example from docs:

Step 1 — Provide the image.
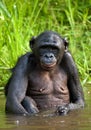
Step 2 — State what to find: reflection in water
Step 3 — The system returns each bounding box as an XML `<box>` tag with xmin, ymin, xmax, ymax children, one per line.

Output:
<box><xmin>0</xmin><ymin>86</ymin><xmax>91</xmax><ymax>130</ymax></box>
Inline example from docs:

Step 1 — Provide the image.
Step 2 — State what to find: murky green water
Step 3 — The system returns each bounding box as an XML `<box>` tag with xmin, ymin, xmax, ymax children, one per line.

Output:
<box><xmin>0</xmin><ymin>86</ymin><xmax>91</xmax><ymax>130</ymax></box>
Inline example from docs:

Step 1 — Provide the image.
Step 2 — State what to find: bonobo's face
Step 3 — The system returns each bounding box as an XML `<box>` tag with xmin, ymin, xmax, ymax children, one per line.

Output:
<box><xmin>30</xmin><ymin>31</ymin><xmax>66</xmax><ymax>70</ymax></box>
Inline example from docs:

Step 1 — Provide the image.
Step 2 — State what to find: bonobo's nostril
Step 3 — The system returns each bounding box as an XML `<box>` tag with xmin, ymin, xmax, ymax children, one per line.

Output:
<box><xmin>50</xmin><ymin>55</ymin><xmax>53</xmax><ymax>58</ymax></box>
<box><xmin>48</xmin><ymin>54</ymin><xmax>53</xmax><ymax>58</ymax></box>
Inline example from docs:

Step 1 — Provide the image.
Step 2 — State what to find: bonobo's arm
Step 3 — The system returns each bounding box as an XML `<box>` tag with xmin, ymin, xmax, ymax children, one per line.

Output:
<box><xmin>56</xmin><ymin>51</ymin><xmax>84</xmax><ymax>115</ymax></box>
<box><xmin>5</xmin><ymin>53</ymin><xmax>38</xmax><ymax>115</ymax></box>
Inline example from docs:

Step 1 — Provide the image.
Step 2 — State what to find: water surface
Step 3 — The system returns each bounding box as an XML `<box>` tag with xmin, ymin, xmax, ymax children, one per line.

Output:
<box><xmin>0</xmin><ymin>86</ymin><xmax>91</xmax><ymax>130</ymax></box>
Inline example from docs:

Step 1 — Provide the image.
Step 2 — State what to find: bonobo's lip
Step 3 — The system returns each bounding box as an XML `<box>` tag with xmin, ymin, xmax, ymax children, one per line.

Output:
<box><xmin>41</xmin><ymin>62</ymin><xmax>56</xmax><ymax>70</ymax></box>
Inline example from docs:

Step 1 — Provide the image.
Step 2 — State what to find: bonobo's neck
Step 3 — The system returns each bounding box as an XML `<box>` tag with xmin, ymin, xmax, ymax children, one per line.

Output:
<box><xmin>36</xmin><ymin>63</ymin><xmax>60</xmax><ymax>74</ymax></box>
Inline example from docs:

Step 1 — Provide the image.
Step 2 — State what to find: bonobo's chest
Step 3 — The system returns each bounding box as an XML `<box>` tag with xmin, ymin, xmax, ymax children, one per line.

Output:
<box><xmin>27</xmin><ymin>67</ymin><xmax>68</xmax><ymax>95</ymax></box>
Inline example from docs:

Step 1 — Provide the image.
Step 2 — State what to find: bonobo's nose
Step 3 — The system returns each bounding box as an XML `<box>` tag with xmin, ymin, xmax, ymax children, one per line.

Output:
<box><xmin>45</xmin><ymin>53</ymin><xmax>54</xmax><ymax>59</ymax></box>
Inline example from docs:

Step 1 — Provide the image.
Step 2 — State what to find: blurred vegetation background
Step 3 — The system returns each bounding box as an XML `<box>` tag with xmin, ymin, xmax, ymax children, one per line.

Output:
<box><xmin>0</xmin><ymin>0</ymin><xmax>91</xmax><ymax>91</ymax></box>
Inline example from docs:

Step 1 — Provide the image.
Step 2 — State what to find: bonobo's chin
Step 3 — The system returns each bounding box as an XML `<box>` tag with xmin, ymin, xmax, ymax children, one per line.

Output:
<box><xmin>41</xmin><ymin>62</ymin><xmax>56</xmax><ymax>71</ymax></box>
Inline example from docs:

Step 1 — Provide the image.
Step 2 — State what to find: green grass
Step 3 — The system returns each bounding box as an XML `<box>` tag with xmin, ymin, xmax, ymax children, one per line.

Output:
<box><xmin>0</xmin><ymin>0</ymin><xmax>91</xmax><ymax>89</ymax></box>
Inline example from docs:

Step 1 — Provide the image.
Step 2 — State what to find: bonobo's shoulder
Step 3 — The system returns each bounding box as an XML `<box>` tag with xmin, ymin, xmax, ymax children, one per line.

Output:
<box><xmin>62</xmin><ymin>51</ymin><xmax>74</xmax><ymax>63</ymax></box>
<box><xmin>17</xmin><ymin>52</ymin><xmax>35</xmax><ymax>63</ymax></box>
<box><xmin>62</xmin><ymin>51</ymin><xmax>77</xmax><ymax>74</ymax></box>
<box><xmin>63</xmin><ymin>51</ymin><xmax>73</xmax><ymax>59</ymax></box>
<box><xmin>18</xmin><ymin>52</ymin><xmax>32</xmax><ymax>59</ymax></box>
<box><xmin>13</xmin><ymin>52</ymin><xmax>34</xmax><ymax>71</ymax></box>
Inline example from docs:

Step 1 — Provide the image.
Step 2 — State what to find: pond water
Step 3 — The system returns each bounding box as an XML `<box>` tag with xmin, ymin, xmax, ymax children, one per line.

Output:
<box><xmin>0</xmin><ymin>86</ymin><xmax>91</xmax><ymax>130</ymax></box>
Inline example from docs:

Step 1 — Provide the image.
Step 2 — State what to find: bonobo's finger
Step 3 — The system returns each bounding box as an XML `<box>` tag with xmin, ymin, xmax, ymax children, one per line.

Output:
<box><xmin>29</xmin><ymin>106</ymin><xmax>39</xmax><ymax>114</ymax></box>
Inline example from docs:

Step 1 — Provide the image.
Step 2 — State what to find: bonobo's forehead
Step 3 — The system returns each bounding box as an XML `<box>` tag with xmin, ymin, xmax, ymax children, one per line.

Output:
<box><xmin>35</xmin><ymin>31</ymin><xmax>64</xmax><ymax>48</ymax></box>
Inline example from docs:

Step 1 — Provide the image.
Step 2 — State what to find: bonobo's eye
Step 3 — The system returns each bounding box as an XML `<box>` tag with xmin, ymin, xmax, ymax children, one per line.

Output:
<box><xmin>39</xmin><ymin>46</ymin><xmax>59</xmax><ymax>57</ymax></box>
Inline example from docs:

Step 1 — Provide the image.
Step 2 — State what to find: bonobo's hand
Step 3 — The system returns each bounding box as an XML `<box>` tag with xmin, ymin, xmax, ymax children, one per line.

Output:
<box><xmin>56</xmin><ymin>105</ymin><xmax>70</xmax><ymax>116</ymax></box>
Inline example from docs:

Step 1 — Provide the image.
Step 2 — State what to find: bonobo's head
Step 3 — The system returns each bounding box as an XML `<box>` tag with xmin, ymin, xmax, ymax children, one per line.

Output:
<box><xmin>30</xmin><ymin>31</ymin><xmax>68</xmax><ymax>70</ymax></box>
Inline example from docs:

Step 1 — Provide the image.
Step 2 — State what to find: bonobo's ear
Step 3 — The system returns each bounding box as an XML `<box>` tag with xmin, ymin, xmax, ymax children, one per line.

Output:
<box><xmin>63</xmin><ymin>37</ymin><xmax>69</xmax><ymax>51</ymax></box>
<box><xmin>29</xmin><ymin>37</ymin><xmax>36</xmax><ymax>49</ymax></box>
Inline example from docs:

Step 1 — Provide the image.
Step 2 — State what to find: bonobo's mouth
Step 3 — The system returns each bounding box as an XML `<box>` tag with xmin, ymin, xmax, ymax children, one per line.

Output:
<box><xmin>41</xmin><ymin>62</ymin><xmax>56</xmax><ymax>70</ymax></box>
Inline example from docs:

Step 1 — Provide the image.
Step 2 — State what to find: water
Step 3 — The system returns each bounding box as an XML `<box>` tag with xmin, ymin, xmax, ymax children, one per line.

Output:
<box><xmin>0</xmin><ymin>86</ymin><xmax>91</xmax><ymax>130</ymax></box>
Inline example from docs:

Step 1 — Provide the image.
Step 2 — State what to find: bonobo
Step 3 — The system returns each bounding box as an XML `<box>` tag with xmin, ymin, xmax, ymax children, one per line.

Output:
<box><xmin>5</xmin><ymin>31</ymin><xmax>84</xmax><ymax>116</ymax></box>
